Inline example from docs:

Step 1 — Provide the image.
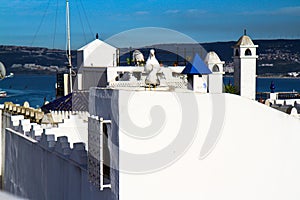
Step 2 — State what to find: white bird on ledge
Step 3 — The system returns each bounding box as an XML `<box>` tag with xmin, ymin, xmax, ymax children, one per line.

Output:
<box><xmin>144</xmin><ymin>49</ymin><xmax>161</xmax><ymax>87</ymax></box>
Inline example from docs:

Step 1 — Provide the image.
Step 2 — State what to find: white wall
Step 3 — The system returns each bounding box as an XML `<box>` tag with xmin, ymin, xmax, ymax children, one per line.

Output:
<box><xmin>79</xmin><ymin>67</ymin><xmax>107</xmax><ymax>90</ymax></box>
<box><xmin>114</xmin><ymin>91</ymin><xmax>300</xmax><ymax>200</ymax></box>
<box><xmin>240</xmin><ymin>58</ymin><xmax>257</xmax><ymax>100</ymax></box>
<box><xmin>233</xmin><ymin>45</ymin><xmax>258</xmax><ymax>100</ymax></box>
<box><xmin>208</xmin><ymin>73</ymin><xmax>223</xmax><ymax>93</ymax></box>
<box><xmin>4</xmin><ymin>128</ymin><xmax>113</xmax><ymax>200</ymax></box>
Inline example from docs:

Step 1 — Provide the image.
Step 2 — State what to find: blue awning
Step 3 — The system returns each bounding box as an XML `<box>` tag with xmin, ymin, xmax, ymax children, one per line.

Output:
<box><xmin>181</xmin><ymin>54</ymin><xmax>212</xmax><ymax>75</ymax></box>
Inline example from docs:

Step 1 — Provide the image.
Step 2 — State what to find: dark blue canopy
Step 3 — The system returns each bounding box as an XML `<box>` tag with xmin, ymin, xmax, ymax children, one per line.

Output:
<box><xmin>41</xmin><ymin>93</ymin><xmax>72</xmax><ymax>113</ymax></box>
<box><xmin>181</xmin><ymin>54</ymin><xmax>212</xmax><ymax>75</ymax></box>
<box><xmin>41</xmin><ymin>91</ymin><xmax>89</xmax><ymax>113</ymax></box>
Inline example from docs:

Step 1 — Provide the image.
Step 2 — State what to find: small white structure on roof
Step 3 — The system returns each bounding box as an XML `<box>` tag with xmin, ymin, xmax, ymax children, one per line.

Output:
<box><xmin>77</xmin><ymin>38</ymin><xmax>118</xmax><ymax>67</ymax></box>
<box><xmin>76</xmin><ymin>37</ymin><xmax>119</xmax><ymax>91</ymax></box>
<box><xmin>181</xmin><ymin>54</ymin><xmax>212</xmax><ymax>93</ymax></box>
<box><xmin>205</xmin><ymin>51</ymin><xmax>225</xmax><ymax>94</ymax></box>
<box><xmin>233</xmin><ymin>31</ymin><xmax>258</xmax><ymax>100</ymax></box>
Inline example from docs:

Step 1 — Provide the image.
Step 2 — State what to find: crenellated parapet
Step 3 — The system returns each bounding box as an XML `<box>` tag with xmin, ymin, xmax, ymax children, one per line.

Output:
<box><xmin>6</xmin><ymin>120</ymin><xmax>88</xmax><ymax>168</ymax></box>
<box><xmin>2</xmin><ymin>104</ymin><xmax>89</xmax><ymax>168</ymax></box>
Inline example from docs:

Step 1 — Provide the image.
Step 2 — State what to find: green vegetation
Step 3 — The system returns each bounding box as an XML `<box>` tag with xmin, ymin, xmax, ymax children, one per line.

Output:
<box><xmin>224</xmin><ymin>84</ymin><xmax>238</xmax><ymax>94</ymax></box>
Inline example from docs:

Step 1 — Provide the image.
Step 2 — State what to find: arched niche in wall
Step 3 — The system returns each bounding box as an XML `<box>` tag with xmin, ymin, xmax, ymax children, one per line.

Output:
<box><xmin>245</xmin><ymin>48</ymin><xmax>252</xmax><ymax>56</ymax></box>
<box><xmin>212</xmin><ymin>64</ymin><xmax>220</xmax><ymax>72</ymax></box>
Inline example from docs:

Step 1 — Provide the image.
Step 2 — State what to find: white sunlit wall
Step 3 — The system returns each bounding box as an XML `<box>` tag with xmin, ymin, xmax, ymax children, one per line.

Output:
<box><xmin>89</xmin><ymin>87</ymin><xmax>300</xmax><ymax>200</ymax></box>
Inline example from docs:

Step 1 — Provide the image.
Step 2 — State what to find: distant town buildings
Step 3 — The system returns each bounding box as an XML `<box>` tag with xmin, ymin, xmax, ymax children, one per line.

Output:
<box><xmin>11</xmin><ymin>63</ymin><xmax>66</xmax><ymax>73</ymax></box>
<box><xmin>2</xmin><ymin>39</ymin><xmax>300</xmax><ymax>76</ymax></box>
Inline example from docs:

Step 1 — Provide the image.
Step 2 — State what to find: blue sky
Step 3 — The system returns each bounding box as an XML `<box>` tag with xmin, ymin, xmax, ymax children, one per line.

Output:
<box><xmin>0</xmin><ymin>0</ymin><xmax>300</xmax><ymax>49</ymax></box>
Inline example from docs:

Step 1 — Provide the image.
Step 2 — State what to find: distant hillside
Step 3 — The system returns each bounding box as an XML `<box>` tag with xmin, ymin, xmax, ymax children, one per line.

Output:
<box><xmin>1</xmin><ymin>39</ymin><xmax>300</xmax><ymax>75</ymax></box>
<box><xmin>119</xmin><ymin>39</ymin><xmax>300</xmax><ymax>75</ymax></box>
<box><xmin>0</xmin><ymin>45</ymin><xmax>76</xmax><ymax>74</ymax></box>
<box><xmin>201</xmin><ymin>41</ymin><xmax>235</xmax><ymax>62</ymax></box>
<box><xmin>254</xmin><ymin>39</ymin><xmax>300</xmax><ymax>75</ymax></box>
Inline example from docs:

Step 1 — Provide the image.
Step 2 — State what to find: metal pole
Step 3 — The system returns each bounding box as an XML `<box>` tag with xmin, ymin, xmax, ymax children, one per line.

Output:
<box><xmin>66</xmin><ymin>0</ymin><xmax>73</xmax><ymax>93</ymax></box>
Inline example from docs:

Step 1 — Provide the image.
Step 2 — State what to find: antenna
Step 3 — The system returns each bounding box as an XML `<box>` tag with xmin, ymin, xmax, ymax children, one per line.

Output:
<box><xmin>66</xmin><ymin>0</ymin><xmax>73</xmax><ymax>93</ymax></box>
<box><xmin>244</xmin><ymin>29</ymin><xmax>247</xmax><ymax>36</ymax></box>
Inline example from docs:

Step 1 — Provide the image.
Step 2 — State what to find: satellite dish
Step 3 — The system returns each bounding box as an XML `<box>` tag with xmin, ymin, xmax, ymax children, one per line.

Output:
<box><xmin>0</xmin><ymin>62</ymin><xmax>6</xmax><ymax>79</ymax></box>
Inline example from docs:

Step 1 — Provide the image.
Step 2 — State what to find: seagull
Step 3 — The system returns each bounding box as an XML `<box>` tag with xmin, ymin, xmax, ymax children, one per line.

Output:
<box><xmin>132</xmin><ymin>50</ymin><xmax>144</xmax><ymax>66</ymax></box>
<box><xmin>144</xmin><ymin>49</ymin><xmax>161</xmax><ymax>86</ymax></box>
<box><xmin>144</xmin><ymin>49</ymin><xmax>160</xmax><ymax>72</ymax></box>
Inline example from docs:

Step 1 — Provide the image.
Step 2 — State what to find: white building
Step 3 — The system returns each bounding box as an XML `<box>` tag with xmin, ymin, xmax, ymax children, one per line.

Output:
<box><xmin>233</xmin><ymin>33</ymin><xmax>258</xmax><ymax>100</ymax></box>
<box><xmin>75</xmin><ymin>39</ymin><xmax>119</xmax><ymax>91</ymax></box>
<box><xmin>77</xmin><ymin>38</ymin><xmax>118</xmax><ymax>68</ymax></box>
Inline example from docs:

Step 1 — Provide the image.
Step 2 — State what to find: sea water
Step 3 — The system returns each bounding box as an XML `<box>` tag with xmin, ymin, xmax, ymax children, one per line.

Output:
<box><xmin>1</xmin><ymin>74</ymin><xmax>300</xmax><ymax>108</ymax></box>
<box><xmin>0</xmin><ymin>74</ymin><xmax>56</xmax><ymax>108</ymax></box>
<box><xmin>224</xmin><ymin>76</ymin><xmax>300</xmax><ymax>93</ymax></box>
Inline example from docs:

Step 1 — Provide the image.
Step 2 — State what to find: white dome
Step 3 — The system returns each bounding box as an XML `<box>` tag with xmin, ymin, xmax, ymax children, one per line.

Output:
<box><xmin>205</xmin><ymin>51</ymin><xmax>221</xmax><ymax>64</ymax></box>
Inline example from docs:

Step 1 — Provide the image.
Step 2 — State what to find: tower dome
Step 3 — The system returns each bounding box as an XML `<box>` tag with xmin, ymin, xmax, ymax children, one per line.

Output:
<box><xmin>205</xmin><ymin>51</ymin><xmax>221</xmax><ymax>64</ymax></box>
<box><xmin>235</xmin><ymin>35</ymin><xmax>254</xmax><ymax>46</ymax></box>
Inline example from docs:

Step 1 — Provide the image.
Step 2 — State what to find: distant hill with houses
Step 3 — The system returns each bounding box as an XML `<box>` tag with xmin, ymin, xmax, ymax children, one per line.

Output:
<box><xmin>0</xmin><ymin>39</ymin><xmax>300</xmax><ymax>75</ymax></box>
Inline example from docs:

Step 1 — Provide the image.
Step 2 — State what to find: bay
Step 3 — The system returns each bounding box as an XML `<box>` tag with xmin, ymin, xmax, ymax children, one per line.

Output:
<box><xmin>0</xmin><ymin>74</ymin><xmax>56</xmax><ymax>108</ymax></box>
<box><xmin>1</xmin><ymin>74</ymin><xmax>300</xmax><ymax>108</ymax></box>
<box><xmin>223</xmin><ymin>76</ymin><xmax>300</xmax><ymax>93</ymax></box>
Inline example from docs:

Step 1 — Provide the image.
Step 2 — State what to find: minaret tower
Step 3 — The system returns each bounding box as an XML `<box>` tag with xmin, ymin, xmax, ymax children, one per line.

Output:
<box><xmin>233</xmin><ymin>30</ymin><xmax>258</xmax><ymax>100</ymax></box>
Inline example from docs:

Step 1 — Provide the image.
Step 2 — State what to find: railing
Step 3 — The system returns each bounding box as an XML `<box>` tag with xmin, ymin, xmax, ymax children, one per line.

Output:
<box><xmin>256</xmin><ymin>92</ymin><xmax>300</xmax><ymax>101</ymax></box>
